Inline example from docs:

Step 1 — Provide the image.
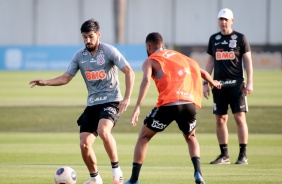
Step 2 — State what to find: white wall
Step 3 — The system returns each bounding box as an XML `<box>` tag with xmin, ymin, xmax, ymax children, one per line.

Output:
<box><xmin>0</xmin><ymin>0</ymin><xmax>281</xmax><ymax>45</ymax></box>
<box><xmin>36</xmin><ymin>0</ymin><xmax>81</xmax><ymax>44</ymax></box>
<box><xmin>0</xmin><ymin>0</ymin><xmax>34</xmax><ymax>44</ymax></box>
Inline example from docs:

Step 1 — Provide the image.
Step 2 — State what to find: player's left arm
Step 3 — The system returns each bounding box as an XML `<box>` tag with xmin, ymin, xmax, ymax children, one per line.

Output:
<box><xmin>200</xmin><ymin>69</ymin><xmax>221</xmax><ymax>89</ymax></box>
<box><xmin>119</xmin><ymin>65</ymin><xmax>135</xmax><ymax>114</ymax></box>
<box><xmin>243</xmin><ymin>51</ymin><xmax>253</xmax><ymax>96</ymax></box>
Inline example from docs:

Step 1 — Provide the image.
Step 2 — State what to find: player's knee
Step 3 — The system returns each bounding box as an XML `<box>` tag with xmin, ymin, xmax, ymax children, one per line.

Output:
<box><xmin>80</xmin><ymin>141</ymin><xmax>91</xmax><ymax>151</ymax></box>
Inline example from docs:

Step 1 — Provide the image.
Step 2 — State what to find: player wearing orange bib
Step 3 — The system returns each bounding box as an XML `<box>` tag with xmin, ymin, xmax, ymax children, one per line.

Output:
<box><xmin>125</xmin><ymin>32</ymin><xmax>221</xmax><ymax>184</ymax></box>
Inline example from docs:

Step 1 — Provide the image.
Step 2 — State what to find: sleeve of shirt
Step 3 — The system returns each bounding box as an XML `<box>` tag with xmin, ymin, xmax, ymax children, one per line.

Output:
<box><xmin>66</xmin><ymin>51</ymin><xmax>80</xmax><ymax>76</ymax></box>
<box><xmin>241</xmin><ymin>34</ymin><xmax>251</xmax><ymax>54</ymax></box>
<box><xmin>109</xmin><ymin>45</ymin><xmax>129</xmax><ymax>70</ymax></box>
<box><xmin>207</xmin><ymin>36</ymin><xmax>214</xmax><ymax>56</ymax></box>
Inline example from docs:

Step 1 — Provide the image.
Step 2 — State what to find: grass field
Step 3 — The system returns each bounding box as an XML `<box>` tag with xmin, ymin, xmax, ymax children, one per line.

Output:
<box><xmin>0</xmin><ymin>70</ymin><xmax>282</xmax><ymax>183</ymax></box>
<box><xmin>0</xmin><ymin>70</ymin><xmax>281</xmax><ymax>107</ymax></box>
<box><xmin>0</xmin><ymin>133</ymin><xmax>281</xmax><ymax>184</ymax></box>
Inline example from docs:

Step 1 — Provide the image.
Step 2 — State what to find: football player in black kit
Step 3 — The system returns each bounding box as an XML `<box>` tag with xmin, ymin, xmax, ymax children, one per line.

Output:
<box><xmin>203</xmin><ymin>8</ymin><xmax>253</xmax><ymax>164</ymax></box>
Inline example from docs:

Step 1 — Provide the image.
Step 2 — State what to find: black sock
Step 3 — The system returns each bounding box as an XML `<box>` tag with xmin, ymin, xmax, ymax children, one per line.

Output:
<box><xmin>239</xmin><ymin>144</ymin><xmax>247</xmax><ymax>156</ymax></box>
<box><xmin>129</xmin><ymin>162</ymin><xmax>142</xmax><ymax>183</ymax></box>
<box><xmin>90</xmin><ymin>172</ymin><xmax>98</xmax><ymax>177</ymax></box>
<box><xmin>191</xmin><ymin>157</ymin><xmax>201</xmax><ymax>176</ymax></box>
<box><xmin>111</xmin><ymin>161</ymin><xmax>119</xmax><ymax>168</ymax></box>
<box><xmin>219</xmin><ymin>144</ymin><xmax>228</xmax><ymax>157</ymax></box>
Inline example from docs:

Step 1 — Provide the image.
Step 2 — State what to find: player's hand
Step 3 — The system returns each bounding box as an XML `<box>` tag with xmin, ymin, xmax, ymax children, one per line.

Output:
<box><xmin>29</xmin><ymin>79</ymin><xmax>47</xmax><ymax>88</ymax></box>
<box><xmin>131</xmin><ymin>106</ymin><xmax>140</xmax><ymax>126</ymax></box>
<box><xmin>118</xmin><ymin>98</ymin><xmax>130</xmax><ymax>114</ymax></box>
<box><xmin>242</xmin><ymin>83</ymin><xmax>253</xmax><ymax>96</ymax></box>
<box><xmin>211</xmin><ymin>80</ymin><xmax>221</xmax><ymax>89</ymax></box>
<box><xmin>203</xmin><ymin>84</ymin><xmax>210</xmax><ymax>100</ymax></box>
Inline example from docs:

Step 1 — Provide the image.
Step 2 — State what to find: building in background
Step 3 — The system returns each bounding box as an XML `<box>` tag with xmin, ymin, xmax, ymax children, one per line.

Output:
<box><xmin>0</xmin><ymin>0</ymin><xmax>281</xmax><ymax>70</ymax></box>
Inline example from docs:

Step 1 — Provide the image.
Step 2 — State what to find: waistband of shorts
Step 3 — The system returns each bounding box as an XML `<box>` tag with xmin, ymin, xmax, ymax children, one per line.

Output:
<box><xmin>163</xmin><ymin>100</ymin><xmax>192</xmax><ymax>106</ymax></box>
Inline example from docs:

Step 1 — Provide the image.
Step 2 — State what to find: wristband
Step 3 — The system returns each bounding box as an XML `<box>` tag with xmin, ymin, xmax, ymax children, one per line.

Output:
<box><xmin>202</xmin><ymin>81</ymin><xmax>208</xmax><ymax>85</ymax></box>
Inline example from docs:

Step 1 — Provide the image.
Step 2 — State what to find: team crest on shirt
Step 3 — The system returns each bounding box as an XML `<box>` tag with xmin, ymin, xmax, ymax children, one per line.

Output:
<box><xmin>229</xmin><ymin>40</ymin><xmax>237</xmax><ymax>48</ymax></box>
<box><xmin>97</xmin><ymin>50</ymin><xmax>105</xmax><ymax>65</ymax></box>
<box><xmin>215</xmin><ymin>35</ymin><xmax>221</xmax><ymax>40</ymax></box>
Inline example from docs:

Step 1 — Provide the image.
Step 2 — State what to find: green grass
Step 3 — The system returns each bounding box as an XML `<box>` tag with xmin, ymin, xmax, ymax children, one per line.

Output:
<box><xmin>0</xmin><ymin>106</ymin><xmax>281</xmax><ymax>133</ymax></box>
<box><xmin>0</xmin><ymin>70</ymin><xmax>281</xmax><ymax>106</ymax></box>
<box><xmin>0</xmin><ymin>133</ymin><xmax>281</xmax><ymax>184</ymax></box>
<box><xmin>0</xmin><ymin>70</ymin><xmax>282</xmax><ymax>183</ymax></box>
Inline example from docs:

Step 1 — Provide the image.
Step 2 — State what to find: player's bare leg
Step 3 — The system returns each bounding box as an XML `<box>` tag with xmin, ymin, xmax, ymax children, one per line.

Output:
<box><xmin>97</xmin><ymin>119</ymin><xmax>118</xmax><ymax>162</ymax></box>
<box><xmin>80</xmin><ymin>132</ymin><xmax>98</xmax><ymax>173</ymax></box>
<box><xmin>125</xmin><ymin>125</ymin><xmax>156</xmax><ymax>184</ymax></box>
<box><xmin>234</xmin><ymin>112</ymin><xmax>248</xmax><ymax>144</ymax></box>
<box><xmin>183</xmin><ymin>130</ymin><xmax>200</xmax><ymax>158</ymax></box>
<box><xmin>216</xmin><ymin>114</ymin><xmax>229</xmax><ymax>144</ymax></box>
<box><xmin>133</xmin><ymin>125</ymin><xmax>156</xmax><ymax>163</ymax></box>
<box><xmin>80</xmin><ymin>132</ymin><xmax>102</xmax><ymax>184</ymax></box>
<box><xmin>98</xmin><ymin>118</ymin><xmax>123</xmax><ymax>183</ymax></box>
<box><xmin>183</xmin><ymin>130</ymin><xmax>205</xmax><ymax>184</ymax></box>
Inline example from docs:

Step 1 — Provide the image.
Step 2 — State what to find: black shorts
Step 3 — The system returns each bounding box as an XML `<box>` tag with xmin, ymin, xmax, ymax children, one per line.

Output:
<box><xmin>212</xmin><ymin>82</ymin><xmax>248</xmax><ymax>114</ymax></box>
<box><xmin>77</xmin><ymin>102</ymin><xmax>120</xmax><ymax>134</ymax></box>
<box><xmin>144</xmin><ymin>103</ymin><xmax>196</xmax><ymax>135</ymax></box>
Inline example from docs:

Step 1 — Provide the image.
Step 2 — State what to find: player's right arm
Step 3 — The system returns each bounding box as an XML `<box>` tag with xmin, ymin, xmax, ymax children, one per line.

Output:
<box><xmin>29</xmin><ymin>72</ymin><xmax>73</xmax><ymax>88</ymax></box>
<box><xmin>131</xmin><ymin>59</ymin><xmax>153</xmax><ymax>126</ymax></box>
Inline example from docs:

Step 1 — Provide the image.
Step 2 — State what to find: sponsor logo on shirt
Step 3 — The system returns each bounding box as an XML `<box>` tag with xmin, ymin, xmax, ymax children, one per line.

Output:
<box><xmin>85</xmin><ymin>70</ymin><xmax>106</xmax><ymax>81</ymax></box>
<box><xmin>163</xmin><ymin>51</ymin><xmax>176</xmax><ymax>58</ymax></box>
<box><xmin>231</xmin><ymin>34</ymin><xmax>238</xmax><ymax>40</ymax></box>
<box><xmin>89</xmin><ymin>96</ymin><xmax>107</xmax><ymax>103</ymax></box>
<box><xmin>176</xmin><ymin>91</ymin><xmax>194</xmax><ymax>100</ymax></box>
<box><xmin>221</xmin><ymin>40</ymin><xmax>228</xmax><ymax>44</ymax></box>
<box><xmin>215</xmin><ymin>51</ymin><xmax>235</xmax><ymax>60</ymax></box>
<box><xmin>219</xmin><ymin>80</ymin><xmax>237</xmax><ymax>86</ymax></box>
<box><xmin>178</xmin><ymin>68</ymin><xmax>190</xmax><ymax>76</ymax></box>
<box><xmin>90</xmin><ymin>57</ymin><xmax>96</xmax><ymax>63</ymax></box>
<box><xmin>215</xmin><ymin>35</ymin><xmax>221</xmax><ymax>40</ymax></box>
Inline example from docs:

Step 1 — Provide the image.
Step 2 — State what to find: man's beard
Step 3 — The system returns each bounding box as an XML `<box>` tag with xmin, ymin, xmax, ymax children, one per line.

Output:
<box><xmin>86</xmin><ymin>43</ymin><xmax>97</xmax><ymax>52</ymax></box>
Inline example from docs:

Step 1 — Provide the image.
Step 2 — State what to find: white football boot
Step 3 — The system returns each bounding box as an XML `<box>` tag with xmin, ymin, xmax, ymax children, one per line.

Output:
<box><xmin>83</xmin><ymin>174</ymin><xmax>103</xmax><ymax>184</ymax></box>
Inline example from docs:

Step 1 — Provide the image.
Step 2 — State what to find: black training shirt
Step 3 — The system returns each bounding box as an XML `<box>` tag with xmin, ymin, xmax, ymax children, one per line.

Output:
<box><xmin>207</xmin><ymin>31</ymin><xmax>251</xmax><ymax>81</ymax></box>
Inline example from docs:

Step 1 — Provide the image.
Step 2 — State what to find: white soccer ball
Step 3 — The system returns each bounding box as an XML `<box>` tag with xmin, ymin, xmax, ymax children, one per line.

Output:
<box><xmin>54</xmin><ymin>166</ymin><xmax>77</xmax><ymax>184</ymax></box>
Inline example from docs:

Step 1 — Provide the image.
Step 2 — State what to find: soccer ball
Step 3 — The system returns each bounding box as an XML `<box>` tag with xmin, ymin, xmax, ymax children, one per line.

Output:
<box><xmin>54</xmin><ymin>166</ymin><xmax>77</xmax><ymax>184</ymax></box>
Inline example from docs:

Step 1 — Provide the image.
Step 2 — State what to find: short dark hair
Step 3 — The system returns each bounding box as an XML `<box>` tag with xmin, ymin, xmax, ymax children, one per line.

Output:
<box><xmin>145</xmin><ymin>32</ymin><xmax>163</xmax><ymax>44</ymax></box>
<box><xmin>80</xmin><ymin>18</ymin><xmax>100</xmax><ymax>33</ymax></box>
